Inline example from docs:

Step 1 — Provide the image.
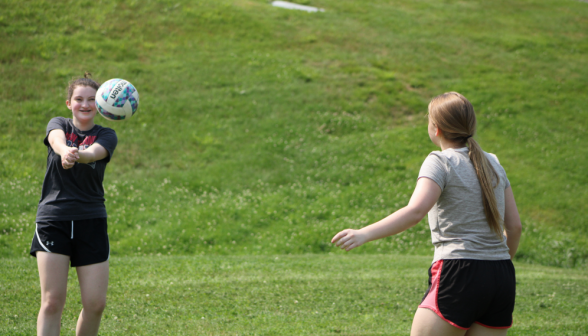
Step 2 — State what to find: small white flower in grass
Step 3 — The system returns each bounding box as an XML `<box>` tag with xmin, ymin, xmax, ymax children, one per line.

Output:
<box><xmin>146</xmin><ymin>294</ymin><xmax>149</xmax><ymax>297</ymax></box>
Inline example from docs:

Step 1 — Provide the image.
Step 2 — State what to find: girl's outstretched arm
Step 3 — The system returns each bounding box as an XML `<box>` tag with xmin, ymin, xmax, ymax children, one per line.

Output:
<box><xmin>503</xmin><ymin>186</ymin><xmax>522</xmax><ymax>260</ymax></box>
<box><xmin>47</xmin><ymin>129</ymin><xmax>79</xmax><ymax>169</ymax></box>
<box><xmin>331</xmin><ymin>177</ymin><xmax>441</xmax><ymax>251</ymax></box>
<box><xmin>77</xmin><ymin>143</ymin><xmax>109</xmax><ymax>164</ymax></box>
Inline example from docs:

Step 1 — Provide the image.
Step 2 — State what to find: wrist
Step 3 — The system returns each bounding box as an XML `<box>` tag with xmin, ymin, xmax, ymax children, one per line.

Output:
<box><xmin>357</xmin><ymin>228</ymin><xmax>372</xmax><ymax>244</ymax></box>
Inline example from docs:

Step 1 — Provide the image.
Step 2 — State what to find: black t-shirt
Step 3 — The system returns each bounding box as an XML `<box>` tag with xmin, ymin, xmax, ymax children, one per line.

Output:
<box><xmin>36</xmin><ymin>117</ymin><xmax>118</xmax><ymax>221</ymax></box>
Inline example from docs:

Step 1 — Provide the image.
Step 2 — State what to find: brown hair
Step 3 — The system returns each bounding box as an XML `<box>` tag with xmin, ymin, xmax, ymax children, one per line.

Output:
<box><xmin>66</xmin><ymin>72</ymin><xmax>100</xmax><ymax>101</ymax></box>
<box><xmin>428</xmin><ymin>92</ymin><xmax>503</xmax><ymax>237</ymax></box>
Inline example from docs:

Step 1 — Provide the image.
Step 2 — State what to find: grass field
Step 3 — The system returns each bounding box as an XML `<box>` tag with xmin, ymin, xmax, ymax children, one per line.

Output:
<box><xmin>2</xmin><ymin>0</ymin><xmax>587</xmax><ymax>266</ymax></box>
<box><xmin>1</xmin><ymin>0</ymin><xmax>588</xmax><ymax>333</ymax></box>
<box><xmin>2</xmin><ymin>255</ymin><xmax>587</xmax><ymax>335</ymax></box>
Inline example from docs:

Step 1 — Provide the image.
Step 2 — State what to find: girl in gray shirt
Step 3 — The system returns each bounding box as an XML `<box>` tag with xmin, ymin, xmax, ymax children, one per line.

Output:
<box><xmin>332</xmin><ymin>92</ymin><xmax>522</xmax><ymax>335</ymax></box>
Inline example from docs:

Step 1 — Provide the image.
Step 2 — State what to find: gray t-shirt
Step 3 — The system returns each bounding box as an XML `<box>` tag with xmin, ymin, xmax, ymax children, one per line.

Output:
<box><xmin>418</xmin><ymin>147</ymin><xmax>511</xmax><ymax>263</ymax></box>
<box><xmin>36</xmin><ymin>117</ymin><xmax>118</xmax><ymax>221</ymax></box>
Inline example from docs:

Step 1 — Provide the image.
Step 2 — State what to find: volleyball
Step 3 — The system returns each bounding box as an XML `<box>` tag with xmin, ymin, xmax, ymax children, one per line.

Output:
<box><xmin>95</xmin><ymin>78</ymin><xmax>139</xmax><ymax>121</ymax></box>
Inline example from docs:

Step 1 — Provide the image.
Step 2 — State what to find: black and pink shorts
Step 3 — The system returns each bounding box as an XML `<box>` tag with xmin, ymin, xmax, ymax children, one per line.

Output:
<box><xmin>419</xmin><ymin>259</ymin><xmax>516</xmax><ymax>330</ymax></box>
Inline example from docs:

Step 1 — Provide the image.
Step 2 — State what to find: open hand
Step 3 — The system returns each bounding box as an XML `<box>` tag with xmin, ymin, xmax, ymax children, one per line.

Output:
<box><xmin>331</xmin><ymin>229</ymin><xmax>368</xmax><ymax>251</ymax></box>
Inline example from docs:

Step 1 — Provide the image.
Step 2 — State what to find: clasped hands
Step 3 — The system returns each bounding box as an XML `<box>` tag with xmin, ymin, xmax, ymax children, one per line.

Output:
<box><xmin>62</xmin><ymin>147</ymin><xmax>79</xmax><ymax>170</ymax></box>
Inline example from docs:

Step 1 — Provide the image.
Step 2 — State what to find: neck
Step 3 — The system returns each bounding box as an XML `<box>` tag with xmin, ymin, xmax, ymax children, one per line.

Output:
<box><xmin>73</xmin><ymin>118</ymin><xmax>95</xmax><ymax>131</ymax></box>
<box><xmin>439</xmin><ymin>138</ymin><xmax>466</xmax><ymax>151</ymax></box>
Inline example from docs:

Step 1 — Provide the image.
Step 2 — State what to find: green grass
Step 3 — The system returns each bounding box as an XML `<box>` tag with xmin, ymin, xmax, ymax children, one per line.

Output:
<box><xmin>1</xmin><ymin>0</ymin><xmax>587</xmax><ymax>267</ymax></box>
<box><xmin>1</xmin><ymin>255</ymin><xmax>587</xmax><ymax>335</ymax></box>
<box><xmin>1</xmin><ymin>0</ymin><xmax>588</xmax><ymax>332</ymax></box>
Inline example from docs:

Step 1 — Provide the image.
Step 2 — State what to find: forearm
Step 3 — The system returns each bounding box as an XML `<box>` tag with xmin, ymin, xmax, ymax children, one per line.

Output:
<box><xmin>77</xmin><ymin>144</ymin><xmax>108</xmax><ymax>164</ymax></box>
<box><xmin>504</xmin><ymin>227</ymin><xmax>521</xmax><ymax>260</ymax></box>
<box><xmin>77</xmin><ymin>150</ymin><xmax>98</xmax><ymax>164</ymax></box>
<box><xmin>50</xmin><ymin>140</ymin><xmax>73</xmax><ymax>157</ymax></box>
<box><xmin>47</xmin><ymin>130</ymin><xmax>73</xmax><ymax>157</ymax></box>
<box><xmin>503</xmin><ymin>187</ymin><xmax>522</xmax><ymax>260</ymax></box>
<box><xmin>360</xmin><ymin>206</ymin><xmax>424</xmax><ymax>243</ymax></box>
<box><xmin>332</xmin><ymin>178</ymin><xmax>440</xmax><ymax>252</ymax></box>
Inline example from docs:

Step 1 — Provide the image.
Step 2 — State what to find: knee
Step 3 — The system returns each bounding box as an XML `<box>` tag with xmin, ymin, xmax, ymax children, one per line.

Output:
<box><xmin>41</xmin><ymin>298</ymin><xmax>65</xmax><ymax>316</ymax></box>
<box><xmin>83</xmin><ymin>298</ymin><xmax>107</xmax><ymax>315</ymax></box>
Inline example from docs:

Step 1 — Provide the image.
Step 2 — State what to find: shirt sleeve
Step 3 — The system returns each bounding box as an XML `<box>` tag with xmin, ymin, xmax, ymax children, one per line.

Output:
<box><xmin>43</xmin><ymin>117</ymin><xmax>67</xmax><ymax>147</ymax></box>
<box><xmin>500</xmin><ymin>165</ymin><xmax>510</xmax><ymax>189</ymax></box>
<box><xmin>95</xmin><ymin>128</ymin><xmax>118</xmax><ymax>163</ymax></box>
<box><xmin>418</xmin><ymin>152</ymin><xmax>448</xmax><ymax>191</ymax></box>
<box><xmin>487</xmin><ymin>152</ymin><xmax>510</xmax><ymax>189</ymax></box>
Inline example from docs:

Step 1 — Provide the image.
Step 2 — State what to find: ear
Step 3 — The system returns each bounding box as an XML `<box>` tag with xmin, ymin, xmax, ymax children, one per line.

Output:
<box><xmin>435</xmin><ymin>126</ymin><xmax>442</xmax><ymax>138</ymax></box>
<box><xmin>66</xmin><ymin>99</ymin><xmax>72</xmax><ymax>110</ymax></box>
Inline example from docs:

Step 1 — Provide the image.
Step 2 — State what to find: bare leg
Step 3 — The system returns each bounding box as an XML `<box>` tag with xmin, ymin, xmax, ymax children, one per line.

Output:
<box><xmin>465</xmin><ymin>323</ymin><xmax>509</xmax><ymax>336</ymax></box>
<box><xmin>36</xmin><ymin>252</ymin><xmax>70</xmax><ymax>336</ymax></box>
<box><xmin>411</xmin><ymin>308</ymin><xmax>467</xmax><ymax>336</ymax></box>
<box><xmin>75</xmin><ymin>261</ymin><xmax>109</xmax><ymax>336</ymax></box>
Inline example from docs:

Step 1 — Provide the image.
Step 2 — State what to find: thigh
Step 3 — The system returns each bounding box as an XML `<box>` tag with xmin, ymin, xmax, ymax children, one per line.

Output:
<box><xmin>465</xmin><ymin>323</ymin><xmax>508</xmax><ymax>336</ymax></box>
<box><xmin>411</xmin><ymin>308</ymin><xmax>467</xmax><ymax>336</ymax></box>
<box><xmin>77</xmin><ymin>261</ymin><xmax>109</xmax><ymax>307</ymax></box>
<box><xmin>37</xmin><ymin>252</ymin><xmax>70</xmax><ymax>303</ymax></box>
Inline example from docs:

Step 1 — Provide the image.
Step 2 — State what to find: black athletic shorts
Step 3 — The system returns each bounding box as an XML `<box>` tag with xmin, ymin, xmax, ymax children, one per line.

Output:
<box><xmin>30</xmin><ymin>218</ymin><xmax>110</xmax><ymax>267</ymax></box>
<box><xmin>419</xmin><ymin>259</ymin><xmax>516</xmax><ymax>330</ymax></box>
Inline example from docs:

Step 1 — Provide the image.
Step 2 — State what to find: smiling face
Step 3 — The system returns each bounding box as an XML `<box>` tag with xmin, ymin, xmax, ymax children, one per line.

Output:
<box><xmin>66</xmin><ymin>85</ymin><xmax>97</xmax><ymax>126</ymax></box>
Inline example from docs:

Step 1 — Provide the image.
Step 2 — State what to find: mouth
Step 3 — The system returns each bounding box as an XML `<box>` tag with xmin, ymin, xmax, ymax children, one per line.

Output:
<box><xmin>79</xmin><ymin>109</ymin><xmax>93</xmax><ymax>113</ymax></box>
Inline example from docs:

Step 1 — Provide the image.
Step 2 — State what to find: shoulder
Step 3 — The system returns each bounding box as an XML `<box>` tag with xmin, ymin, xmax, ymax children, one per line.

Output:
<box><xmin>420</xmin><ymin>151</ymin><xmax>450</xmax><ymax>171</ymax></box>
<box><xmin>94</xmin><ymin>125</ymin><xmax>117</xmax><ymax>137</ymax></box>
<box><xmin>484</xmin><ymin>151</ymin><xmax>500</xmax><ymax>164</ymax></box>
<box><xmin>426</xmin><ymin>150</ymin><xmax>445</xmax><ymax>160</ymax></box>
<box><xmin>484</xmin><ymin>151</ymin><xmax>508</xmax><ymax>176</ymax></box>
<box><xmin>93</xmin><ymin>125</ymin><xmax>118</xmax><ymax>149</ymax></box>
<box><xmin>419</xmin><ymin>151</ymin><xmax>450</xmax><ymax>189</ymax></box>
<box><xmin>46</xmin><ymin>117</ymin><xmax>72</xmax><ymax>133</ymax></box>
<box><xmin>424</xmin><ymin>150</ymin><xmax>449</xmax><ymax>165</ymax></box>
<box><xmin>48</xmin><ymin>116</ymin><xmax>70</xmax><ymax>126</ymax></box>
<box><xmin>483</xmin><ymin>151</ymin><xmax>506</xmax><ymax>173</ymax></box>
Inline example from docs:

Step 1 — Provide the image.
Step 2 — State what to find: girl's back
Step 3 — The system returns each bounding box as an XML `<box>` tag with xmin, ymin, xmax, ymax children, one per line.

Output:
<box><xmin>419</xmin><ymin>147</ymin><xmax>511</xmax><ymax>262</ymax></box>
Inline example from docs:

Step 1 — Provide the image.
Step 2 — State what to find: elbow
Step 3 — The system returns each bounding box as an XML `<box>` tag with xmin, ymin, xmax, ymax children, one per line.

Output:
<box><xmin>406</xmin><ymin>206</ymin><xmax>428</xmax><ymax>227</ymax></box>
<box><xmin>505</xmin><ymin>221</ymin><xmax>522</xmax><ymax>236</ymax></box>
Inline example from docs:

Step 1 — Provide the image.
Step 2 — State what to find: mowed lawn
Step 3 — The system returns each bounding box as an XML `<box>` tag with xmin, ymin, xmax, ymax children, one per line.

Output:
<box><xmin>2</xmin><ymin>255</ymin><xmax>587</xmax><ymax>335</ymax></box>
<box><xmin>1</xmin><ymin>0</ymin><xmax>588</xmax><ymax>334</ymax></box>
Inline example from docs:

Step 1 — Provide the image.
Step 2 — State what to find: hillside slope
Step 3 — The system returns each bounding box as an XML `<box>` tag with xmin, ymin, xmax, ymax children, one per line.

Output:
<box><xmin>1</xmin><ymin>0</ymin><xmax>587</xmax><ymax>267</ymax></box>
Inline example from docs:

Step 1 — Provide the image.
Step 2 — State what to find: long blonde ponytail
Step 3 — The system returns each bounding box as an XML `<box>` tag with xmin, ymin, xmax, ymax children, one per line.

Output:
<box><xmin>428</xmin><ymin>92</ymin><xmax>503</xmax><ymax>238</ymax></box>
